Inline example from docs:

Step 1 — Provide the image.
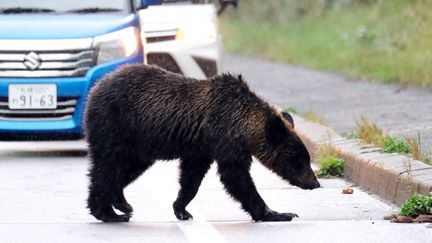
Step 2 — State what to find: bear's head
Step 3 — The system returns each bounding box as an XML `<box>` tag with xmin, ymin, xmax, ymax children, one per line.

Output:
<box><xmin>257</xmin><ymin>110</ymin><xmax>320</xmax><ymax>190</ymax></box>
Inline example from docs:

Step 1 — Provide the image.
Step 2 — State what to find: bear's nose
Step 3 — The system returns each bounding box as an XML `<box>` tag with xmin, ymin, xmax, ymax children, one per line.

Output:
<box><xmin>312</xmin><ymin>180</ymin><xmax>321</xmax><ymax>189</ymax></box>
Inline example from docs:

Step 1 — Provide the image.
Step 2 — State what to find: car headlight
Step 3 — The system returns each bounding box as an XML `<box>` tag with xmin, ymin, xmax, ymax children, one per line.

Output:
<box><xmin>176</xmin><ymin>19</ymin><xmax>217</xmax><ymax>42</ymax></box>
<box><xmin>94</xmin><ymin>27</ymin><xmax>139</xmax><ymax>65</ymax></box>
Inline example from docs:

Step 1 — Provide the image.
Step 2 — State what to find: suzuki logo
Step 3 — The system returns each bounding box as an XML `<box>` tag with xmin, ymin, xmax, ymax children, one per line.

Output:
<box><xmin>23</xmin><ymin>52</ymin><xmax>42</xmax><ymax>70</ymax></box>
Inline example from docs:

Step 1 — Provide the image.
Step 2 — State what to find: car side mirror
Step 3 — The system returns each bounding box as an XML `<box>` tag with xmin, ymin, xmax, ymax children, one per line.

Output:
<box><xmin>217</xmin><ymin>0</ymin><xmax>238</xmax><ymax>16</ymax></box>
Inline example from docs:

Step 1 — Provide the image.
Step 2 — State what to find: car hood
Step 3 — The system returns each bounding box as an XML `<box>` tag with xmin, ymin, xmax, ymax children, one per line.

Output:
<box><xmin>0</xmin><ymin>13</ymin><xmax>137</xmax><ymax>39</ymax></box>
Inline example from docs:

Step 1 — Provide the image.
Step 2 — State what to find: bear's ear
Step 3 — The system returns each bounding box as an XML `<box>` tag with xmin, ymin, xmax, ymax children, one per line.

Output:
<box><xmin>281</xmin><ymin>111</ymin><xmax>295</xmax><ymax>128</ymax></box>
<box><xmin>265</xmin><ymin>115</ymin><xmax>287</xmax><ymax>147</ymax></box>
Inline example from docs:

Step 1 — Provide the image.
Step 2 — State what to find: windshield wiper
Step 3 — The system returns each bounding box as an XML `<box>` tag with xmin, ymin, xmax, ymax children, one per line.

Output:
<box><xmin>0</xmin><ymin>7</ymin><xmax>55</xmax><ymax>14</ymax></box>
<box><xmin>67</xmin><ymin>8</ymin><xmax>122</xmax><ymax>13</ymax></box>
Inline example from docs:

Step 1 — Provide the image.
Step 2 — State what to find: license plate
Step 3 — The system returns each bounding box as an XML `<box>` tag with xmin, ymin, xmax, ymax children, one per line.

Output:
<box><xmin>8</xmin><ymin>84</ymin><xmax>57</xmax><ymax>110</ymax></box>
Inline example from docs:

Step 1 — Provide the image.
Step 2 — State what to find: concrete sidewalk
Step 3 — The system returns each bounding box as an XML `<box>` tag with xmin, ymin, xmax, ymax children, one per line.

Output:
<box><xmin>0</xmin><ymin>144</ymin><xmax>431</xmax><ymax>243</ymax></box>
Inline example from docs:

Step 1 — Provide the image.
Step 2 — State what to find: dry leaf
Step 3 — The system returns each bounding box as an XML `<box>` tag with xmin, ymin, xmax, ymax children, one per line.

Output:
<box><xmin>414</xmin><ymin>215</ymin><xmax>432</xmax><ymax>223</ymax></box>
<box><xmin>342</xmin><ymin>188</ymin><xmax>354</xmax><ymax>194</ymax></box>
<box><xmin>391</xmin><ymin>215</ymin><xmax>413</xmax><ymax>223</ymax></box>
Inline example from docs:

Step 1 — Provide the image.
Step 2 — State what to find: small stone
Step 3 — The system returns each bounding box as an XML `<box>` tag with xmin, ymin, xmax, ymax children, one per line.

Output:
<box><xmin>342</xmin><ymin>188</ymin><xmax>354</xmax><ymax>194</ymax></box>
<box><xmin>391</xmin><ymin>215</ymin><xmax>414</xmax><ymax>223</ymax></box>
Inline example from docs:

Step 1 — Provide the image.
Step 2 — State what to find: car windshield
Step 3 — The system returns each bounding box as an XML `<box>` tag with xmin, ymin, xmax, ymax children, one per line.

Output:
<box><xmin>0</xmin><ymin>0</ymin><xmax>130</xmax><ymax>14</ymax></box>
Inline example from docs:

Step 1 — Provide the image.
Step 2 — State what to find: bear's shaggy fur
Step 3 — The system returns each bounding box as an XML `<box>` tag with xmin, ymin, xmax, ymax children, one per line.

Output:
<box><xmin>85</xmin><ymin>65</ymin><xmax>320</xmax><ymax>222</ymax></box>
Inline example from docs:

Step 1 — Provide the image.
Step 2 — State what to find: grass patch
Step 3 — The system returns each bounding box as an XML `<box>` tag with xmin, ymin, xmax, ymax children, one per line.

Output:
<box><xmin>284</xmin><ymin>106</ymin><xmax>298</xmax><ymax>115</ymax></box>
<box><xmin>406</xmin><ymin>135</ymin><xmax>432</xmax><ymax>164</ymax></box>
<box><xmin>400</xmin><ymin>193</ymin><xmax>432</xmax><ymax>217</ymax></box>
<box><xmin>353</xmin><ymin>117</ymin><xmax>384</xmax><ymax>145</ymax></box>
<box><xmin>316</xmin><ymin>143</ymin><xmax>345</xmax><ymax>177</ymax></box>
<box><xmin>353</xmin><ymin>117</ymin><xmax>431</xmax><ymax>165</ymax></box>
<box><xmin>382</xmin><ymin>136</ymin><xmax>410</xmax><ymax>154</ymax></box>
<box><xmin>221</xmin><ymin>0</ymin><xmax>432</xmax><ymax>87</ymax></box>
<box><xmin>303</xmin><ymin>111</ymin><xmax>325</xmax><ymax>124</ymax></box>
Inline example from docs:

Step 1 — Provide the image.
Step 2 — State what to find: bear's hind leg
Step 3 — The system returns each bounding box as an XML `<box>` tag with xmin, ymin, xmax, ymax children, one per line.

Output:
<box><xmin>173</xmin><ymin>156</ymin><xmax>213</xmax><ymax>220</ymax></box>
<box><xmin>112</xmin><ymin>161</ymin><xmax>154</xmax><ymax>214</ymax></box>
<box><xmin>112</xmin><ymin>189</ymin><xmax>133</xmax><ymax>215</ymax></box>
<box><xmin>87</xmin><ymin>160</ymin><xmax>131</xmax><ymax>222</ymax></box>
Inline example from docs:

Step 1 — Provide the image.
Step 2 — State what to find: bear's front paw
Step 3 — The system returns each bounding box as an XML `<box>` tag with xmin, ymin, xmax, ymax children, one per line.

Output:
<box><xmin>260</xmin><ymin>210</ymin><xmax>298</xmax><ymax>222</ymax></box>
<box><xmin>174</xmin><ymin>209</ymin><xmax>193</xmax><ymax>221</ymax></box>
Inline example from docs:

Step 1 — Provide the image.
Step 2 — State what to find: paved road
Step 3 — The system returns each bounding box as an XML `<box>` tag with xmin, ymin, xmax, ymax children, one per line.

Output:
<box><xmin>1</xmin><ymin>142</ymin><xmax>431</xmax><ymax>243</ymax></box>
<box><xmin>223</xmin><ymin>54</ymin><xmax>432</xmax><ymax>155</ymax></box>
<box><xmin>1</xmin><ymin>54</ymin><xmax>432</xmax><ymax>242</ymax></box>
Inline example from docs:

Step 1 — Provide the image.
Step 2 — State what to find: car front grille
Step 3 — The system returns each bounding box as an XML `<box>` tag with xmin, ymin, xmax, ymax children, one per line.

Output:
<box><xmin>0</xmin><ymin>97</ymin><xmax>78</xmax><ymax>121</ymax></box>
<box><xmin>147</xmin><ymin>53</ymin><xmax>182</xmax><ymax>74</ymax></box>
<box><xmin>0</xmin><ymin>49</ymin><xmax>96</xmax><ymax>78</ymax></box>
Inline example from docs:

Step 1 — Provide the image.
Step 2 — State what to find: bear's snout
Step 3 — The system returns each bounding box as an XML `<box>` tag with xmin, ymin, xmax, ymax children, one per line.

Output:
<box><xmin>296</xmin><ymin>178</ymin><xmax>321</xmax><ymax>190</ymax></box>
<box><xmin>306</xmin><ymin>179</ymin><xmax>321</xmax><ymax>190</ymax></box>
<box><xmin>290</xmin><ymin>167</ymin><xmax>321</xmax><ymax>190</ymax></box>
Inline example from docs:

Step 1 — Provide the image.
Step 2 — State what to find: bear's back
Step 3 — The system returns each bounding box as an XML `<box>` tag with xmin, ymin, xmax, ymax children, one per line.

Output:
<box><xmin>85</xmin><ymin>64</ymin><xmax>270</xmax><ymax>159</ymax></box>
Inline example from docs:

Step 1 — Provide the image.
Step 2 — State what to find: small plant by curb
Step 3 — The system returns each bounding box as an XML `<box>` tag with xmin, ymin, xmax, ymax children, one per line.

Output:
<box><xmin>388</xmin><ymin>193</ymin><xmax>432</xmax><ymax>223</ymax></box>
<box><xmin>316</xmin><ymin>143</ymin><xmax>345</xmax><ymax>177</ymax></box>
<box><xmin>381</xmin><ymin>136</ymin><xmax>410</xmax><ymax>154</ymax></box>
<box><xmin>406</xmin><ymin>135</ymin><xmax>432</xmax><ymax>165</ymax></box>
<box><xmin>352</xmin><ymin>117</ymin><xmax>431</xmax><ymax>165</ymax></box>
<box><xmin>400</xmin><ymin>193</ymin><xmax>432</xmax><ymax>217</ymax></box>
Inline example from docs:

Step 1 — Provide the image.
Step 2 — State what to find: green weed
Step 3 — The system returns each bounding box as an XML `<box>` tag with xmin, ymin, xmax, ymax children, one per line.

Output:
<box><xmin>382</xmin><ymin>136</ymin><xmax>410</xmax><ymax>154</ymax></box>
<box><xmin>353</xmin><ymin>117</ymin><xmax>431</xmax><ymax>165</ymax></box>
<box><xmin>316</xmin><ymin>143</ymin><xmax>345</xmax><ymax>177</ymax></box>
<box><xmin>318</xmin><ymin>157</ymin><xmax>345</xmax><ymax>177</ymax></box>
<box><xmin>400</xmin><ymin>193</ymin><xmax>432</xmax><ymax>217</ymax></box>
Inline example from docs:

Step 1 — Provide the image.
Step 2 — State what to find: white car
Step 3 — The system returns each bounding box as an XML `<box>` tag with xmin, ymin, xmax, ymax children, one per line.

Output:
<box><xmin>140</xmin><ymin>1</ymin><xmax>224</xmax><ymax>79</ymax></box>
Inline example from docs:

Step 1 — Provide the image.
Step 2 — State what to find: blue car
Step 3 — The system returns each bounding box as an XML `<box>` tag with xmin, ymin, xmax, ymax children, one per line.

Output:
<box><xmin>0</xmin><ymin>0</ymin><xmax>166</xmax><ymax>140</ymax></box>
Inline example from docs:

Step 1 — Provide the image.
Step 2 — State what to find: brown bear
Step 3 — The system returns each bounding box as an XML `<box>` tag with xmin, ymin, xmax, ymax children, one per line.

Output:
<box><xmin>85</xmin><ymin>64</ymin><xmax>320</xmax><ymax>223</ymax></box>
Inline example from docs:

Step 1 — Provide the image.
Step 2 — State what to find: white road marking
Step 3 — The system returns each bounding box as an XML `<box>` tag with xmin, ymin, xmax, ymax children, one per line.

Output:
<box><xmin>148</xmin><ymin>190</ymin><xmax>229</xmax><ymax>243</ymax></box>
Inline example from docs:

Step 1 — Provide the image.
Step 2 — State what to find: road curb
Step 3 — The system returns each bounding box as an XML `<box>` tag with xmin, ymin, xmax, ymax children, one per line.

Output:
<box><xmin>292</xmin><ymin>114</ymin><xmax>432</xmax><ymax>206</ymax></box>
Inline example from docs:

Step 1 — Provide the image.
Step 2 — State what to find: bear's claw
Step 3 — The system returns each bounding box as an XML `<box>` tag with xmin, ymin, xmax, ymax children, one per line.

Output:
<box><xmin>112</xmin><ymin>201</ymin><xmax>133</xmax><ymax>214</ymax></box>
<box><xmin>174</xmin><ymin>209</ymin><xmax>193</xmax><ymax>221</ymax></box>
<box><xmin>260</xmin><ymin>210</ymin><xmax>298</xmax><ymax>222</ymax></box>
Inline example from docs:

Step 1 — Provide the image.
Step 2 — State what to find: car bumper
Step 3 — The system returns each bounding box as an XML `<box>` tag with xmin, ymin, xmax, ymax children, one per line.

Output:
<box><xmin>0</xmin><ymin>53</ymin><xmax>143</xmax><ymax>137</ymax></box>
<box><xmin>145</xmin><ymin>37</ymin><xmax>222</xmax><ymax>79</ymax></box>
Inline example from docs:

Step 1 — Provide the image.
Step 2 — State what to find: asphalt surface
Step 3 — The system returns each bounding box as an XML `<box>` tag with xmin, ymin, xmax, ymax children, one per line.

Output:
<box><xmin>222</xmin><ymin>53</ymin><xmax>432</xmax><ymax>155</ymax></box>
<box><xmin>0</xmin><ymin>141</ymin><xmax>431</xmax><ymax>243</ymax></box>
<box><xmin>1</xmin><ymin>54</ymin><xmax>432</xmax><ymax>242</ymax></box>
